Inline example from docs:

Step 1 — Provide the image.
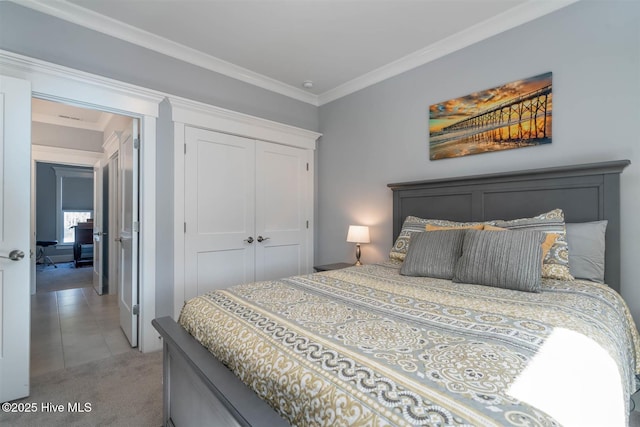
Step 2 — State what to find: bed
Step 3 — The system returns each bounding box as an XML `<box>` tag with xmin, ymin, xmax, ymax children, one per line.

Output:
<box><xmin>153</xmin><ymin>159</ymin><xmax>638</xmax><ymax>427</ymax></box>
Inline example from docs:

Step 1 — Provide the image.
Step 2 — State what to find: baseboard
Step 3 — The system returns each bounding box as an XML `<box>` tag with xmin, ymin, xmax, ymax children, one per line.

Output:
<box><xmin>47</xmin><ymin>254</ymin><xmax>73</xmax><ymax>263</ymax></box>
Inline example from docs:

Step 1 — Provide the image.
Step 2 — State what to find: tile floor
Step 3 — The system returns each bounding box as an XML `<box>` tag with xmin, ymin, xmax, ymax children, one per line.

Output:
<box><xmin>30</xmin><ymin>287</ymin><xmax>135</xmax><ymax>377</ymax></box>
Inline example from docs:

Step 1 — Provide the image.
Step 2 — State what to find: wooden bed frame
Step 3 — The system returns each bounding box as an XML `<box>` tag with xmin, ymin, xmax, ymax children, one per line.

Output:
<box><xmin>153</xmin><ymin>159</ymin><xmax>630</xmax><ymax>426</ymax></box>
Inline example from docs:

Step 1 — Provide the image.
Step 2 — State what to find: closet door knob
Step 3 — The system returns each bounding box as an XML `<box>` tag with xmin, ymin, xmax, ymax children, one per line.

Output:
<box><xmin>257</xmin><ymin>236</ymin><xmax>270</xmax><ymax>242</ymax></box>
<box><xmin>244</xmin><ymin>237</ymin><xmax>254</xmax><ymax>244</ymax></box>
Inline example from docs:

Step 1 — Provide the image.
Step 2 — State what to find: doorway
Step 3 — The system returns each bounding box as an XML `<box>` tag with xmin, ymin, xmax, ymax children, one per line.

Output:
<box><xmin>31</xmin><ymin>98</ymin><xmax>139</xmax><ymax>375</ymax></box>
<box><xmin>1</xmin><ymin>59</ymin><xmax>161</xmax><ymax>402</ymax></box>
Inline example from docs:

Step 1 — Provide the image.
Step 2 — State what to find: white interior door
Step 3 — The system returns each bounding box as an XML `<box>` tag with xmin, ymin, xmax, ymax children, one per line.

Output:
<box><xmin>119</xmin><ymin>120</ymin><xmax>139</xmax><ymax>347</ymax></box>
<box><xmin>184</xmin><ymin>127</ymin><xmax>255</xmax><ymax>301</ymax></box>
<box><xmin>108</xmin><ymin>155</ymin><xmax>120</xmax><ymax>295</ymax></box>
<box><xmin>255</xmin><ymin>142</ymin><xmax>310</xmax><ymax>281</ymax></box>
<box><xmin>92</xmin><ymin>160</ymin><xmax>104</xmax><ymax>295</ymax></box>
<box><xmin>0</xmin><ymin>76</ymin><xmax>32</xmax><ymax>403</ymax></box>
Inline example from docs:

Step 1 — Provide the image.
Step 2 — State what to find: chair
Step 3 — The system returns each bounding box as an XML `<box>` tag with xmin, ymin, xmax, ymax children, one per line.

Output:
<box><xmin>36</xmin><ymin>240</ymin><xmax>58</xmax><ymax>268</ymax></box>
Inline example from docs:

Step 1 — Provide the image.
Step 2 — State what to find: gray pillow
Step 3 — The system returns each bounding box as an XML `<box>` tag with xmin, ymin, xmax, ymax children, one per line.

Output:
<box><xmin>400</xmin><ymin>230</ymin><xmax>466</xmax><ymax>279</ymax></box>
<box><xmin>453</xmin><ymin>229</ymin><xmax>545</xmax><ymax>292</ymax></box>
<box><xmin>565</xmin><ymin>221</ymin><xmax>607</xmax><ymax>283</ymax></box>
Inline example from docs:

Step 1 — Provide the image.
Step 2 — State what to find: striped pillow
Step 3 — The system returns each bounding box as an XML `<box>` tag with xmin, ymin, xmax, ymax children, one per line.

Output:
<box><xmin>483</xmin><ymin>224</ymin><xmax>559</xmax><ymax>260</ymax></box>
<box><xmin>390</xmin><ymin>216</ymin><xmax>487</xmax><ymax>261</ymax></box>
<box><xmin>400</xmin><ymin>230</ymin><xmax>466</xmax><ymax>279</ymax></box>
<box><xmin>493</xmin><ymin>209</ymin><xmax>573</xmax><ymax>281</ymax></box>
<box><xmin>453</xmin><ymin>229</ymin><xmax>545</xmax><ymax>292</ymax></box>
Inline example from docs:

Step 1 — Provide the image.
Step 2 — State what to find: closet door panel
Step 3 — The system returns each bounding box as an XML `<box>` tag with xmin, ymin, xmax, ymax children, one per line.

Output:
<box><xmin>194</xmin><ymin>250</ymin><xmax>250</xmax><ymax>296</ymax></box>
<box><xmin>255</xmin><ymin>142</ymin><xmax>309</xmax><ymax>281</ymax></box>
<box><xmin>184</xmin><ymin>128</ymin><xmax>255</xmax><ymax>299</ymax></box>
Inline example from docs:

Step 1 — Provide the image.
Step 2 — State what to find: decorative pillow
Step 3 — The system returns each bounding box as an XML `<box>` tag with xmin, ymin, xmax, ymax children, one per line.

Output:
<box><xmin>493</xmin><ymin>209</ymin><xmax>574</xmax><ymax>281</ymax></box>
<box><xmin>400</xmin><ymin>230</ymin><xmax>466</xmax><ymax>279</ymax></box>
<box><xmin>390</xmin><ymin>216</ymin><xmax>487</xmax><ymax>261</ymax></box>
<box><xmin>425</xmin><ymin>224</ymin><xmax>484</xmax><ymax>231</ymax></box>
<box><xmin>565</xmin><ymin>221</ymin><xmax>607</xmax><ymax>283</ymax></box>
<box><xmin>453</xmin><ymin>229</ymin><xmax>545</xmax><ymax>292</ymax></box>
<box><xmin>483</xmin><ymin>224</ymin><xmax>507</xmax><ymax>231</ymax></box>
<box><xmin>483</xmin><ymin>224</ymin><xmax>559</xmax><ymax>260</ymax></box>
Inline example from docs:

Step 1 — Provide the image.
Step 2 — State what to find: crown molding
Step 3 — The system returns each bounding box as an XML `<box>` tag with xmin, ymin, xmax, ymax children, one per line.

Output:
<box><xmin>0</xmin><ymin>49</ymin><xmax>164</xmax><ymax>117</ymax></box>
<box><xmin>317</xmin><ymin>0</ymin><xmax>580</xmax><ymax>105</ymax></box>
<box><xmin>169</xmin><ymin>96</ymin><xmax>322</xmax><ymax>150</ymax></box>
<box><xmin>13</xmin><ymin>0</ymin><xmax>579</xmax><ymax>107</ymax></box>
<box><xmin>12</xmin><ymin>0</ymin><xmax>319</xmax><ymax>106</ymax></box>
<box><xmin>32</xmin><ymin>144</ymin><xmax>103</xmax><ymax>166</ymax></box>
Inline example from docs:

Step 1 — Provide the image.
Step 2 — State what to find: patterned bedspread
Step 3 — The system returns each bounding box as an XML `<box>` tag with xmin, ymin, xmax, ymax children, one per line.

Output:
<box><xmin>179</xmin><ymin>262</ymin><xmax>640</xmax><ymax>427</ymax></box>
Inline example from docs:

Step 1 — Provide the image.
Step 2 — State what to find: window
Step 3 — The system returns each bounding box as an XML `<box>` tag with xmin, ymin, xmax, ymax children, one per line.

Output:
<box><xmin>63</xmin><ymin>211</ymin><xmax>93</xmax><ymax>243</ymax></box>
<box><xmin>52</xmin><ymin>166</ymin><xmax>94</xmax><ymax>245</ymax></box>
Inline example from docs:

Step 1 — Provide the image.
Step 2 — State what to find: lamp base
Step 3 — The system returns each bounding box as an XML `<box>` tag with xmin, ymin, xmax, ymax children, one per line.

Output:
<box><xmin>354</xmin><ymin>243</ymin><xmax>363</xmax><ymax>266</ymax></box>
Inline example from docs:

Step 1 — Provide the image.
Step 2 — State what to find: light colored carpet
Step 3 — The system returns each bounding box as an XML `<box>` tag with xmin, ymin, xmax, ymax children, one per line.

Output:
<box><xmin>0</xmin><ymin>350</ymin><xmax>162</xmax><ymax>427</ymax></box>
<box><xmin>36</xmin><ymin>262</ymin><xmax>94</xmax><ymax>293</ymax></box>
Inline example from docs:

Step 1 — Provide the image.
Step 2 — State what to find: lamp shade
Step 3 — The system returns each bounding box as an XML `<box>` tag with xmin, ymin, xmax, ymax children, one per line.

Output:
<box><xmin>346</xmin><ymin>225</ymin><xmax>370</xmax><ymax>243</ymax></box>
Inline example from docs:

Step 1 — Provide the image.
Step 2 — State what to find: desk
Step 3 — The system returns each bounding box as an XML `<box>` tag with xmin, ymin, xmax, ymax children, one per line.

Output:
<box><xmin>72</xmin><ymin>222</ymin><xmax>93</xmax><ymax>268</ymax></box>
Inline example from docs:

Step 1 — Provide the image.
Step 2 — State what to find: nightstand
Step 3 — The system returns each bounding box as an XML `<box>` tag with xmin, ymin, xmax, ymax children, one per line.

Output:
<box><xmin>313</xmin><ymin>262</ymin><xmax>353</xmax><ymax>272</ymax></box>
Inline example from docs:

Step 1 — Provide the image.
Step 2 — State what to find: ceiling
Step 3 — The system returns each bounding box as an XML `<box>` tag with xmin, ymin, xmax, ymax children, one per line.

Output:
<box><xmin>32</xmin><ymin>98</ymin><xmax>114</xmax><ymax>132</ymax></box>
<box><xmin>17</xmin><ymin>0</ymin><xmax>578</xmax><ymax>105</ymax></box>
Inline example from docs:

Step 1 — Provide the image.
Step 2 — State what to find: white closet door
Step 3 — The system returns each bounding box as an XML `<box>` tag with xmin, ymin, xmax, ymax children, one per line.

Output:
<box><xmin>255</xmin><ymin>141</ymin><xmax>310</xmax><ymax>281</ymax></box>
<box><xmin>184</xmin><ymin>128</ymin><xmax>255</xmax><ymax>299</ymax></box>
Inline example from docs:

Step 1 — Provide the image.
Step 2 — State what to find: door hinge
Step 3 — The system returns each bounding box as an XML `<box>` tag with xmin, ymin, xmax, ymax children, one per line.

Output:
<box><xmin>133</xmin><ymin>221</ymin><xmax>139</xmax><ymax>232</ymax></box>
<box><xmin>306</xmin><ymin>220</ymin><xmax>309</xmax><ymax>229</ymax></box>
<box><xmin>184</xmin><ymin>143</ymin><xmax>187</xmax><ymax>154</ymax></box>
<box><xmin>306</xmin><ymin>162</ymin><xmax>309</xmax><ymax>171</ymax></box>
<box><xmin>184</xmin><ymin>222</ymin><xmax>187</xmax><ymax>233</ymax></box>
<box><xmin>132</xmin><ymin>305</ymin><xmax>139</xmax><ymax>316</ymax></box>
<box><xmin>134</xmin><ymin>138</ymin><xmax>140</xmax><ymax>150</ymax></box>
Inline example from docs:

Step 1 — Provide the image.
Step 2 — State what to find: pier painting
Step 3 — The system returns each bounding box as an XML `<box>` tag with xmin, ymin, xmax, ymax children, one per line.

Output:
<box><xmin>429</xmin><ymin>72</ymin><xmax>552</xmax><ymax>160</ymax></box>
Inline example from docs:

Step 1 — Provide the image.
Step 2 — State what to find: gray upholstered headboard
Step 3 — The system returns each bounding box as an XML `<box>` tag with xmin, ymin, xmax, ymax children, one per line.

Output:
<box><xmin>388</xmin><ymin>160</ymin><xmax>630</xmax><ymax>293</ymax></box>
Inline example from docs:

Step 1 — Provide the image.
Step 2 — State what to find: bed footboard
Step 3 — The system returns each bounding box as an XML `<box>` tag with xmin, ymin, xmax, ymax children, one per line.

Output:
<box><xmin>152</xmin><ymin>317</ymin><xmax>289</xmax><ymax>427</ymax></box>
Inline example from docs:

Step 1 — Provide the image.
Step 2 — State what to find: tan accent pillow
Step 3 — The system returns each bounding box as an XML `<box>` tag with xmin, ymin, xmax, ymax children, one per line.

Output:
<box><xmin>426</xmin><ymin>224</ymin><xmax>484</xmax><ymax>231</ymax></box>
<box><xmin>483</xmin><ymin>224</ymin><xmax>506</xmax><ymax>231</ymax></box>
<box><xmin>541</xmin><ymin>233</ymin><xmax>560</xmax><ymax>259</ymax></box>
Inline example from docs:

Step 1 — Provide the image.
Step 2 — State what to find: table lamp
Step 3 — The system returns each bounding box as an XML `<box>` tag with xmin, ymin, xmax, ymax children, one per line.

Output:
<box><xmin>347</xmin><ymin>225</ymin><xmax>370</xmax><ymax>266</ymax></box>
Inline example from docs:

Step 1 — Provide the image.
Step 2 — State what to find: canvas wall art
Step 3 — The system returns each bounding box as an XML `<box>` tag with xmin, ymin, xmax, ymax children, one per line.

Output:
<box><xmin>429</xmin><ymin>72</ymin><xmax>552</xmax><ymax>160</ymax></box>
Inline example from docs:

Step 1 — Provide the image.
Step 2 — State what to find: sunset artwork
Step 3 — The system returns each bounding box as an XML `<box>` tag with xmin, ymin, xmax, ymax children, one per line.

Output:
<box><xmin>429</xmin><ymin>72</ymin><xmax>552</xmax><ymax>160</ymax></box>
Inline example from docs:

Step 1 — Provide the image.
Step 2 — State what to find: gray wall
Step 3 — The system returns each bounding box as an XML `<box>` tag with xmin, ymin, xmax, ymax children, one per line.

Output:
<box><xmin>317</xmin><ymin>1</ymin><xmax>640</xmax><ymax>325</ymax></box>
<box><xmin>36</xmin><ymin>162</ymin><xmax>94</xmax><ymax>260</ymax></box>
<box><xmin>155</xmin><ymin>99</ymin><xmax>174</xmax><ymax>317</ymax></box>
